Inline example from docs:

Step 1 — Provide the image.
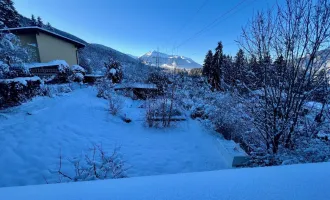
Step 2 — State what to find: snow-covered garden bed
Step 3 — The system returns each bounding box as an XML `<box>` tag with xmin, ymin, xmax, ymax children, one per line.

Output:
<box><xmin>0</xmin><ymin>87</ymin><xmax>229</xmax><ymax>187</ymax></box>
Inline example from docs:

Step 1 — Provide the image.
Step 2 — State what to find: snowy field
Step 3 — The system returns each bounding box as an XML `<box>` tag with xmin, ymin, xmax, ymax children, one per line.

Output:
<box><xmin>0</xmin><ymin>87</ymin><xmax>228</xmax><ymax>187</ymax></box>
<box><xmin>1</xmin><ymin>162</ymin><xmax>329</xmax><ymax>200</ymax></box>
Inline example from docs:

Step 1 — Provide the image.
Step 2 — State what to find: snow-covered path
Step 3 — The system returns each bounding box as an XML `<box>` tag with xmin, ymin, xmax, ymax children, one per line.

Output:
<box><xmin>0</xmin><ymin>87</ymin><xmax>228</xmax><ymax>187</ymax></box>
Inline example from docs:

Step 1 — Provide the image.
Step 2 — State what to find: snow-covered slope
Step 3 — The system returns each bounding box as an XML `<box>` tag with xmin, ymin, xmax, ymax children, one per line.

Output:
<box><xmin>79</xmin><ymin>44</ymin><xmax>140</xmax><ymax>73</ymax></box>
<box><xmin>139</xmin><ymin>50</ymin><xmax>202</xmax><ymax>69</ymax></box>
<box><xmin>0</xmin><ymin>86</ymin><xmax>228</xmax><ymax>187</ymax></box>
<box><xmin>1</xmin><ymin>162</ymin><xmax>329</xmax><ymax>200</ymax></box>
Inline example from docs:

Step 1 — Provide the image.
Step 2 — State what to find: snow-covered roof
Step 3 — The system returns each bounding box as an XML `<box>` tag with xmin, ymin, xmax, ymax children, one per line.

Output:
<box><xmin>24</xmin><ymin>60</ymin><xmax>69</xmax><ymax>69</ymax></box>
<box><xmin>0</xmin><ymin>76</ymin><xmax>41</xmax><ymax>86</ymax></box>
<box><xmin>0</xmin><ymin>27</ymin><xmax>86</xmax><ymax>48</ymax></box>
<box><xmin>85</xmin><ymin>74</ymin><xmax>104</xmax><ymax>78</ymax></box>
<box><xmin>114</xmin><ymin>83</ymin><xmax>158</xmax><ymax>90</ymax></box>
<box><xmin>0</xmin><ymin>162</ymin><xmax>329</xmax><ymax>200</ymax></box>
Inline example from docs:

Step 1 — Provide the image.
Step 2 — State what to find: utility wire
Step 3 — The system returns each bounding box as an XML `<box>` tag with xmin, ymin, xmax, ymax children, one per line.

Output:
<box><xmin>175</xmin><ymin>0</ymin><xmax>249</xmax><ymax>49</ymax></box>
<box><xmin>172</xmin><ymin>0</ymin><xmax>210</xmax><ymax>38</ymax></box>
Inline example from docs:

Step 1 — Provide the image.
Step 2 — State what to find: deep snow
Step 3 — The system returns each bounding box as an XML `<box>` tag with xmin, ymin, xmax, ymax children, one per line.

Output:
<box><xmin>0</xmin><ymin>87</ymin><xmax>228</xmax><ymax>187</ymax></box>
<box><xmin>0</xmin><ymin>162</ymin><xmax>329</xmax><ymax>200</ymax></box>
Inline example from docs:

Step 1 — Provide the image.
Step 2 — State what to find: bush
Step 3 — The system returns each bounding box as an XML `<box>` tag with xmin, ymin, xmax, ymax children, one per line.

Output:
<box><xmin>0</xmin><ymin>77</ymin><xmax>41</xmax><ymax>109</ymax></box>
<box><xmin>145</xmin><ymin>97</ymin><xmax>183</xmax><ymax>128</ymax></box>
<box><xmin>49</xmin><ymin>144</ymin><xmax>127</xmax><ymax>183</ymax></box>
<box><xmin>109</xmin><ymin>94</ymin><xmax>123</xmax><ymax>116</ymax></box>
<box><xmin>104</xmin><ymin>58</ymin><xmax>123</xmax><ymax>83</ymax></box>
<box><xmin>70</xmin><ymin>65</ymin><xmax>86</xmax><ymax>83</ymax></box>
<box><xmin>96</xmin><ymin>78</ymin><xmax>113</xmax><ymax>99</ymax></box>
<box><xmin>40</xmin><ymin>83</ymin><xmax>74</xmax><ymax>97</ymax></box>
<box><xmin>147</xmin><ymin>71</ymin><xmax>170</xmax><ymax>95</ymax></box>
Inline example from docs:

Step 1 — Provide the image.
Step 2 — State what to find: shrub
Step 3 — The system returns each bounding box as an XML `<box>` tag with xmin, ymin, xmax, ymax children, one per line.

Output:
<box><xmin>49</xmin><ymin>145</ymin><xmax>127</xmax><ymax>183</ymax></box>
<box><xmin>104</xmin><ymin>58</ymin><xmax>123</xmax><ymax>83</ymax></box>
<box><xmin>40</xmin><ymin>83</ymin><xmax>75</xmax><ymax>97</ymax></box>
<box><xmin>96</xmin><ymin>78</ymin><xmax>113</xmax><ymax>98</ymax></box>
<box><xmin>145</xmin><ymin>97</ymin><xmax>183</xmax><ymax>128</ymax></box>
<box><xmin>109</xmin><ymin>94</ymin><xmax>123</xmax><ymax>116</ymax></box>
<box><xmin>0</xmin><ymin>77</ymin><xmax>41</xmax><ymax>109</ymax></box>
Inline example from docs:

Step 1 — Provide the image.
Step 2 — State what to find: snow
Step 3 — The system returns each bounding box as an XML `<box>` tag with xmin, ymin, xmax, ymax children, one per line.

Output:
<box><xmin>0</xmin><ymin>76</ymin><xmax>41</xmax><ymax>86</ymax></box>
<box><xmin>24</xmin><ymin>60</ymin><xmax>69</xmax><ymax>69</ymax></box>
<box><xmin>71</xmin><ymin>65</ymin><xmax>86</xmax><ymax>73</ymax></box>
<box><xmin>85</xmin><ymin>74</ymin><xmax>104</xmax><ymax>78</ymax></box>
<box><xmin>139</xmin><ymin>50</ymin><xmax>202</xmax><ymax>69</ymax></box>
<box><xmin>0</xmin><ymin>87</ymin><xmax>228</xmax><ymax>187</ymax></box>
<box><xmin>114</xmin><ymin>83</ymin><xmax>157</xmax><ymax>89</ymax></box>
<box><xmin>109</xmin><ymin>68</ymin><xmax>117</xmax><ymax>75</ymax></box>
<box><xmin>0</xmin><ymin>162</ymin><xmax>329</xmax><ymax>200</ymax></box>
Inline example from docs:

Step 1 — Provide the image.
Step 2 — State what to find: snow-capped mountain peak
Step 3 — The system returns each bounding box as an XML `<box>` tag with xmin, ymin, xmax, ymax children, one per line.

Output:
<box><xmin>139</xmin><ymin>51</ymin><xmax>202</xmax><ymax>69</ymax></box>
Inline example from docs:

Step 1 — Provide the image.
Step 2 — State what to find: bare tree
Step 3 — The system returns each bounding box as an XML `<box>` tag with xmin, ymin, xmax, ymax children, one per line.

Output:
<box><xmin>239</xmin><ymin>0</ymin><xmax>330</xmax><ymax>154</ymax></box>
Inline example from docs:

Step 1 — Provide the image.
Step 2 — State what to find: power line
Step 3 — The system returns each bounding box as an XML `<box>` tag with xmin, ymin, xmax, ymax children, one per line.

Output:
<box><xmin>165</xmin><ymin>0</ymin><xmax>210</xmax><ymax>47</ymax></box>
<box><xmin>172</xmin><ymin>0</ymin><xmax>210</xmax><ymax>37</ymax></box>
<box><xmin>175</xmin><ymin>0</ymin><xmax>249</xmax><ymax>49</ymax></box>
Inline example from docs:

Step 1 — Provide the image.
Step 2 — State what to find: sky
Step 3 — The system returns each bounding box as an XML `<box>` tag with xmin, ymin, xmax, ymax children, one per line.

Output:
<box><xmin>14</xmin><ymin>0</ymin><xmax>281</xmax><ymax>64</ymax></box>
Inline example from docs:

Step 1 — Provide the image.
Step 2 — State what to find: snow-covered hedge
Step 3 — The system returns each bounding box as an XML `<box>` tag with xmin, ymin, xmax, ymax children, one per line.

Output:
<box><xmin>0</xmin><ymin>76</ymin><xmax>41</xmax><ymax>109</ymax></box>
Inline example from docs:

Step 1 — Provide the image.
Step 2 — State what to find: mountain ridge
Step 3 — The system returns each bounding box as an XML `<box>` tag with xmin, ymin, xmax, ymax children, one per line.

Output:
<box><xmin>139</xmin><ymin>50</ymin><xmax>202</xmax><ymax>69</ymax></box>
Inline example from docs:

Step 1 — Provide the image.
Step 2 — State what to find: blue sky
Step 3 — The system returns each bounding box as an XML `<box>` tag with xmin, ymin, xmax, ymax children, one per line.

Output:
<box><xmin>14</xmin><ymin>0</ymin><xmax>280</xmax><ymax>64</ymax></box>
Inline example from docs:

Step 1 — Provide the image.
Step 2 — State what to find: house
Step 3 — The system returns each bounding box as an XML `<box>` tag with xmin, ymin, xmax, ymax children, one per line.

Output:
<box><xmin>1</xmin><ymin>27</ymin><xmax>86</xmax><ymax>66</ymax></box>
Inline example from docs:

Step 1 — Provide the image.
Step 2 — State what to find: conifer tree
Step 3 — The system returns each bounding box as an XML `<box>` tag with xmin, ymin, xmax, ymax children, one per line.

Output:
<box><xmin>0</xmin><ymin>0</ymin><xmax>20</xmax><ymax>28</ymax></box>
<box><xmin>36</xmin><ymin>16</ymin><xmax>43</xmax><ymax>27</ymax></box>
<box><xmin>31</xmin><ymin>14</ymin><xmax>37</xmax><ymax>26</ymax></box>
<box><xmin>202</xmin><ymin>50</ymin><xmax>213</xmax><ymax>79</ymax></box>
<box><xmin>210</xmin><ymin>42</ymin><xmax>224</xmax><ymax>90</ymax></box>
<box><xmin>234</xmin><ymin>49</ymin><xmax>245</xmax><ymax>85</ymax></box>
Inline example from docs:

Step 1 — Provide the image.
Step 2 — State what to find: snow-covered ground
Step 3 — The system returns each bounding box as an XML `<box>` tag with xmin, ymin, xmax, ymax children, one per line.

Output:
<box><xmin>0</xmin><ymin>162</ymin><xmax>329</xmax><ymax>200</ymax></box>
<box><xmin>0</xmin><ymin>87</ymin><xmax>228</xmax><ymax>187</ymax></box>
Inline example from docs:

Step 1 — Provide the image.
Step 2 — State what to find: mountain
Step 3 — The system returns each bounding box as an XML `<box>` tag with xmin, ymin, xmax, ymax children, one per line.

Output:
<box><xmin>139</xmin><ymin>50</ymin><xmax>202</xmax><ymax>69</ymax></box>
<box><xmin>126</xmin><ymin>54</ymin><xmax>139</xmax><ymax>60</ymax></box>
<box><xmin>79</xmin><ymin>43</ymin><xmax>139</xmax><ymax>73</ymax></box>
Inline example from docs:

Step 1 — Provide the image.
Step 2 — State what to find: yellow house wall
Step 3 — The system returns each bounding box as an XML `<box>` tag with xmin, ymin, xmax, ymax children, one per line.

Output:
<box><xmin>36</xmin><ymin>32</ymin><xmax>78</xmax><ymax>66</ymax></box>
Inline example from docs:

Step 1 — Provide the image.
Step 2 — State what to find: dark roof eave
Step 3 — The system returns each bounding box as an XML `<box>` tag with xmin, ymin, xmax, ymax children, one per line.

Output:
<box><xmin>0</xmin><ymin>27</ymin><xmax>86</xmax><ymax>48</ymax></box>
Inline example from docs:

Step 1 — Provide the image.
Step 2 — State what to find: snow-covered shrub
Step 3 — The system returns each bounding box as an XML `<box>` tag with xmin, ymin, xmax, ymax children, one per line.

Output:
<box><xmin>69</xmin><ymin>65</ymin><xmax>86</xmax><ymax>83</ymax></box>
<box><xmin>108</xmin><ymin>94</ymin><xmax>123</xmax><ymax>116</ymax></box>
<box><xmin>208</xmin><ymin>93</ymin><xmax>249</xmax><ymax>142</ymax></box>
<box><xmin>49</xmin><ymin>145</ymin><xmax>127</xmax><ymax>183</ymax></box>
<box><xmin>40</xmin><ymin>83</ymin><xmax>74</xmax><ymax>97</ymax></box>
<box><xmin>0</xmin><ymin>61</ymin><xmax>9</xmax><ymax>79</ymax></box>
<box><xmin>147</xmin><ymin>70</ymin><xmax>170</xmax><ymax>95</ymax></box>
<box><xmin>96</xmin><ymin>78</ymin><xmax>113</xmax><ymax>99</ymax></box>
<box><xmin>104</xmin><ymin>58</ymin><xmax>123</xmax><ymax>84</ymax></box>
<box><xmin>145</xmin><ymin>97</ymin><xmax>183</xmax><ymax>128</ymax></box>
<box><xmin>0</xmin><ymin>33</ymin><xmax>30</xmax><ymax>78</ymax></box>
<box><xmin>0</xmin><ymin>77</ymin><xmax>41</xmax><ymax>109</ymax></box>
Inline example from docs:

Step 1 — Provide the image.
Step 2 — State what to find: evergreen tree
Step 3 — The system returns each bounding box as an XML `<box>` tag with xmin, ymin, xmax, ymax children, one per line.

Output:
<box><xmin>210</xmin><ymin>42</ymin><xmax>224</xmax><ymax>90</ymax></box>
<box><xmin>31</xmin><ymin>14</ymin><xmax>37</xmax><ymax>26</ymax></box>
<box><xmin>36</xmin><ymin>16</ymin><xmax>43</xmax><ymax>27</ymax></box>
<box><xmin>202</xmin><ymin>50</ymin><xmax>213</xmax><ymax>79</ymax></box>
<box><xmin>46</xmin><ymin>22</ymin><xmax>54</xmax><ymax>31</ymax></box>
<box><xmin>234</xmin><ymin>49</ymin><xmax>245</xmax><ymax>85</ymax></box>
<box><xmin>223</xmin><ymin>54</ymin><xmax>234</xmax><ymax>85</ymax></box>
<box><xmin>248</xmin><ymin>55</ymin><xmax>260</xmax><ymax>89</ymax></box>
<box><xmin>0</xmin><ymin>0</ymin><xmax>20</xmax><ymax>28</ymax></box>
